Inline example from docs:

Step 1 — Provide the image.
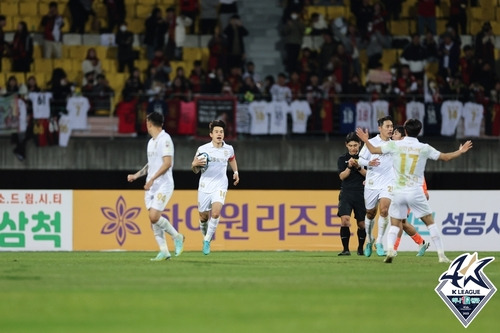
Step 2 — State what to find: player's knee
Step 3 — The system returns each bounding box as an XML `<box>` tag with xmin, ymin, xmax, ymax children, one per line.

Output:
<box><xmin>366</xmin><ymin>211</ymin><xmax>376</xmax><ymax>219</ymax></box>
<box><xmin>211</xmin><ymin>212</ymin><xmax>221</xmax><ymax>219</ymax></box>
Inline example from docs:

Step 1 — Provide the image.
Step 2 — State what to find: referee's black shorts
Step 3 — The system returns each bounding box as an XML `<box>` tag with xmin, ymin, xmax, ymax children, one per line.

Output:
<box><xmin>337</xmin><ymin>190</ymin><xmax>366</xmax><ymax>221</ymax></box>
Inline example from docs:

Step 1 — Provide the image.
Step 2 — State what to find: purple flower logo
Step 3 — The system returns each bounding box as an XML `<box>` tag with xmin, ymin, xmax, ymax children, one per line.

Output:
<box><xmin>101</xmin><ymin>196</ymin><xmax>142</xmax><ymax>246</ymax></box>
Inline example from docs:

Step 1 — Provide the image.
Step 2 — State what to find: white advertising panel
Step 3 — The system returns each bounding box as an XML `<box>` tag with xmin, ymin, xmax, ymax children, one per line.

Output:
<box><xmin>397</xmin><ymin>191</ymin><xmax>500</xmax><ymax>251</ymax></box>
<box><xmin>0</xmin><ymin>190</ymin><xmax>73</xmax><ymax>251</ymax></box>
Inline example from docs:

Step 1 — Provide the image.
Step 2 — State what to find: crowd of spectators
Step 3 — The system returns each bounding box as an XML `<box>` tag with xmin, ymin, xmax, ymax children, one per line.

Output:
<box><xmin>2</xmin><ymin>0</ymin><xmax>500</xmax><ymax>161</ymax></box>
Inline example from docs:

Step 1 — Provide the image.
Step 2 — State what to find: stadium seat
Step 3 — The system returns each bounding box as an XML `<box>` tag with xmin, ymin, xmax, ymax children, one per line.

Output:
<box><xmin>135</xmin><ymin>59</ymin><xmax>150</xmax><ymax>72</ymax></box>
<box><xmin>128</xmin><ymin>18</ymin><xmax>144</xmax><ymax>34</ymax></box>
<box><xmin>33</xmin><ymin>59</ymin><xmax>54</xmax><ymax>73</ymax></box>
<box><xmin>53</xmin><ymin>59</ymin><xmax>73</xmax><ymax>73</ymax></box>
<box><xmin>326</xmin><ymin>6</ymin><xmax>347</xmax><ymax>20</ymax></box>
<box><xmin>390</xmin><ymin>20</ymin><xmax>410</xmax><ymax>36</ymax></box>
<box><xmin>0</xmin><ymin>74</ymin><xmax>6</xmax><ymax>89</ymax></box>
<box><xmin>19</xmin><ymin>2</ymin><xmax>39</xmax><ymax>16</ymax></box>
<box><xmin>183</xmin><ymin>47</ymin><xmax>202</xmax><ymax>63</ymax></box>
<box><xmin>381</xmin><ymin>49</ymin><xmax>399</xmax><ymax>70</ymax></box>
<box><xmin>0</xmin><ymin>3</ymin><xmax>19</xmax><ymax>17</ymax></box>
<box><xmin>135</xmin><ymin>4</ymin><xmax>151</xmax><ymax>19</ymax></box>
<box><xmin>2</xmin><ymin>58</ymin><xmax>11</xmax><ymax>72</ymax></box>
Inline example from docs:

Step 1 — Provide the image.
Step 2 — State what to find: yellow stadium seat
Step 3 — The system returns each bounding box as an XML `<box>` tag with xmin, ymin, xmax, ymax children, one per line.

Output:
<box><xmin>0</xmin><ymin>74</ymin><xmax>6</xmax><ymax>90</ymax></box>
<box><xmin>19</xmin><ymin>2</ymin><xmax>38</xmax><ymax>16</ymax></box>
<box><xmin>0</xmin><ymin>3</ymin><xmax>19</xmax><ymax>17</ymax></box>
<box><xmin>33</xmin><ymin>59</ymin><xmax>54</xmax><ymax>73</ymax></box>
<box><xmin>326</xmin><ymin>6</ymin><xmax>347</xmax><ymax>20</ymax></box>
<box><xmin>135</xmin><ymin>4</ymin><xmax>151</xmax><ymax>19</ymax></box>
<box><xmin>92</xmin><ymin>46</ymin><xmax>109</xmax><ymax>60</ymax></box>
<box><xmin>128</xmin><ymin>18</ymin><xmax>144</xmax><ymax>34</ymax></box>
<box><xmin>2</xmin><ymin>58</ymin><xmax>11</xmax><ymax>72</ymax></box>
<box><xmin>390</xmin><ymin>20</ymin><xmax>410</xmax><ymax>35</ymax></box>
<box><xmin>201</xmin><ymin>47</ymin><xmax>210</xmax><ymax>69</ymax></box>
<box><xmin>124</xmin><ymin>0</ymin><xmax>137</xmax><ymax>4</ymax></box>
<box><xmin>33</xmin><ymin>45</ymin><xmax>43</xmax><ymax>59</ymax></box>
<box><xmin>53</xmin><ymin>59</ymin><xmax>73</xmax><ymax>73</ymax></box>
<box><xmin>183</xmin><ymin>47</ymin><xmax>202</xmax><ymax>63</ymax></box>
<box><xmin>135</xmin><ymin>59</ymin><xmax>150</xmax><ymax>72</ymax></box>
<box><xmin>381</xmin><ymin>49</ymin><xmax>399</xmax><ymax>70</ymax></box>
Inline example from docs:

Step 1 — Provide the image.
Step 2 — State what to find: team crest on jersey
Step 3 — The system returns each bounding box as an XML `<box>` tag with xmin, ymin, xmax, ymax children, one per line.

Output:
<box><xmin>435</xmin><ymin>252</ymin><xmax>496</xmax><ymax>328</ymax></box>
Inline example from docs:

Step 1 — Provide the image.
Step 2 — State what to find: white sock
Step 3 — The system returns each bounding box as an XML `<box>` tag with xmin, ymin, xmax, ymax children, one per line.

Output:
<box><xmin>152</xmin><ymin>223</ymin><xmax>169</xmax><ymax>254</ymax></box>
<box><xmin>376</xmin><ymin>215</ymin><xmax>389</xmax><ymax>244</ymax></box>
<box><xmin>428</xmin><ymin>224</ymin><xmax>445</xmax><ymax>255</ymax></box>
<box><xmin>365</xmin><ymin>217</ymin><xmax>374</xmax><ymax>243</ymax></box>
<box><xmin>157</xmin><ymin>216</ymin><xmax>179</xmax><ymax>239</ymax></box>
<box><xmin>200</xmin><ymin>220</ymin><xmax>208</xmax><ymax>236</ymax></box>
<box><xmin>386</xmin><ymin>225</ymin><xmax>399</xmax><ymax>253</ymax></box>
<box><xmin>204</xmin><ymin>217</ymin><xmax>220</xmax><ymax>242</ymax></box>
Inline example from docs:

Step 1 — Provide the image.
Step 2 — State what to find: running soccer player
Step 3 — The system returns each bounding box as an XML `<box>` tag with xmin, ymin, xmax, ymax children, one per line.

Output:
<box><xmin>127</xmin><ymin>112</ymin><xmax>185</xmax><ymax>261</ymax></box>
<box><xmin>337</xmin><ymin>132</ymin><xmax>367</xmax><ymax>256</ymax></box>
<box><xmin>356</xmin><ymin>119</ymin><xmax>473</xmax><ymax>263</ymax></box>
<box><xmin>191</xmin><ymin>120</ymin><xmax>240</xmax><ymax>255</ymax></box>
<box><xmin>358</xmin><ymin>116</ymin><xmax>393</xmax><ymax>257</ymax></box>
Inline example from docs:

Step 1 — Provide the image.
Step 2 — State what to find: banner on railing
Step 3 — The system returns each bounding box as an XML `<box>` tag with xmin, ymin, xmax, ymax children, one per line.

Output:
<box><xmin>195</xmin><ymin>96</ymin><xmax>236</xmax><ymax>139</ymax></box>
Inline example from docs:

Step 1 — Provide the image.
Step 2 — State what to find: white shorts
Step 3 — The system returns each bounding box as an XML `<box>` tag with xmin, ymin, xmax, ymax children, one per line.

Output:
<box><xmin>389</xmin><ymin>187</ymin><xmax>432</xmax><ymax>219</ymax></box>
<box><xmin>198</xmin><ymin>190</ymin><xmax>227</xmax><ymax>212</ymax></box>
<box><xmin>364</xmin><ymin>187</ymin><xmax>392</xmax><ymax>210</ymax></box>
<box><xmin>145</xmin><ymin>183</ymin><xmax>174</xmax><ymax>211</ymax></box>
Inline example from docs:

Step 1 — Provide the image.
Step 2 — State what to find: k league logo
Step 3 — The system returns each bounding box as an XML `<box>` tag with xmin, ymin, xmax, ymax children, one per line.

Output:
<box><xmin>435</xmin><ymin>252</ymin><xmax>496</xmax><ymax>328</ymax></box>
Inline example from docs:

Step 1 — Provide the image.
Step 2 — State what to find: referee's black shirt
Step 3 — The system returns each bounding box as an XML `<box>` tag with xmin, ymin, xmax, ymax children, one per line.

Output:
<box><xmin>337</xmin><ymin>153</ymin><xmax>365</xmax><ymax>191</ymax></box>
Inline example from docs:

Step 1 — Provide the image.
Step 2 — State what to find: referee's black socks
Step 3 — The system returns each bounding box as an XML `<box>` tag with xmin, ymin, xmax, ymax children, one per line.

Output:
<box><xmin>340</xmin><ymin>226</ymin><xmax>350</xmax><ymax>251</ymax></box>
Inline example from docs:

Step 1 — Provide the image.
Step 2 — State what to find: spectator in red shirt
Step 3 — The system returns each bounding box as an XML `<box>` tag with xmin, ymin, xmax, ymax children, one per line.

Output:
<box><xmin>180</xmin><ymin>0</ymin><xmax>198</xmax><ymax>34</ymax></box>
<box><xmin>459</xmin><ymin>45</ymin><xmax>477</xmax><ymax>86</ymax></box>
<box><xmin>189</xmin><ymin>60</ymin><xmax>207</xmax><ymax>94</ymax></box>
<box><xmin>448</xmin><ymin>0</ymin><xmax>467</xmax><ymax>35</ymax></box>
<box><xmin>417</xmin><ymin>0</ymin><xmax>438</xmax><ymax>35</ymax></box>
<box><xmin>287</xmin><ymin>71</ymin><xmax>304</xmax><ymax>101</ymax></box>
<box><xmin>40</xmin><ymin>1</ymin><xmax>64</xmax><ymax>58</ymax></box>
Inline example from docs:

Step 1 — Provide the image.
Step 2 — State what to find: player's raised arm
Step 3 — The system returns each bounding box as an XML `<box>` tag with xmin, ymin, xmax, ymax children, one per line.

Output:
<box><xmin>355</xmin><ymin>128</ymin><xmax>383</xmax><ymax>155</ymax></box>
<box><xmin>438</xmin><ymin>140</ymin><xmax>473</xmax><ymax>161</ymax></box>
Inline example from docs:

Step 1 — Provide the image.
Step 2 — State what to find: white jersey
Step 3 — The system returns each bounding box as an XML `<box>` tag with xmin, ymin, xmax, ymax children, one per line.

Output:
<box><xmin>355</xmin><ymin>101</ymin><xmax>372</xmax><ymax>130</ymax></box>
<box><xmin>359</xmin><ymin>134</ymin><xmax>394</xmax><ymax>189</ymax></box>
<box><xmin>289</xmin><ymin>100</ymin><xmax>311</xmax><ymax>134</ymax></box>
<box><xmin>381</xmin><ymin>136</ymin><xmax>440</xmax><ymax>191</ymax></box>
<box><xmin>29</xmin><ymin>92</ymin><xmax>53</xmax><ymax>119</ymax></box>
<box><xmin>58</xmin><ymin>115</ymin><xmax>72</xmax><ymax>147</ymax></box>
<box><xmin>196</xmin><ymin>141</ymin><xmax>235</xmax><ymax>193</ymax></box>
<box><xmin>462</xmin><ymin>102</ymin><xmax>483</xmax><ymax>137</ymax></box>
<box><xmin>440</xmin><ymin>100</ymin><xmax>463</xmax><ymax>136</ymax></box>
<box><xmin>371</xmin><ymin>100</ymin><xmax>389</xmax><ymax>132</ymax></box>
<box><xmin>18</xmin><ymin>99</ymin><xmax>27</xmax><ymax>133</ymax></box>
<box><xmin>248</xmin><ymin>101</ymin><xmax>269</xmax><ymax>135</ymax></box>
<box><xmin>270</xmin><ymin>84</ymin><xmax>292</xmax><ymax>103</ymax></box>
<box><xmin>266</xmin><ymin>101</ymin><xmax>289</xmax><ymax>135</ymax></box>
<box><xmin>147</xmin><ymin>130</ymin><xmax>174</xmax><ymax>189</ymax></box>
<box><xmin>66</xmin><ymin>96</ymin><xmax>91</xmax><ymax>130</ymax></box>
<box><xmin>405</xmin><ymin>101</ymin><xmax>425</xmax><ymax>136</ymax></box>
<box><xmin>236</xmin><ymin>102</ymin><xmax>251</xmax><ymax>134</ymax></box>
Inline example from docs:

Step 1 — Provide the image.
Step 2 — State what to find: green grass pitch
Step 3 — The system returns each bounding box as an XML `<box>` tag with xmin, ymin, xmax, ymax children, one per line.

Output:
<box><xmin>1</xmin><ymin>251</ymin><xmax>498</xmax><ymax>333</ymax></box>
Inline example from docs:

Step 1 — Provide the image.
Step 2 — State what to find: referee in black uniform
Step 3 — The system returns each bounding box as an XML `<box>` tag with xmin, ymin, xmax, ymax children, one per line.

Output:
<box><xmin>337</xmin><ymin>132</ymin><xmax>367</xmax><ymax>256</ymax></box>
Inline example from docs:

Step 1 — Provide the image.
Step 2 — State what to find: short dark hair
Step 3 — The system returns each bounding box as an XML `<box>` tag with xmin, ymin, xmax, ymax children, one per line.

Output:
<box><xmin>377</xmin><ymin>115</ymin><xmax>393</xmax><ymax>127</ymax></box>
<box><xmin>345</xmin><ymin>132</ymin><xmax>361</xmax><ymax>143</ymax></box>
<box><xmin>393</xmin><ymin>125</ymin><xmax>405</xmax><ymax>137</ymax></box>
<box><xmin>146</xmin><ymin>112</ymin><xmax>164</xmax><ymax>127</ymax></box>
<box><xmin>209</xmin><ymin>120</ymin><xmax>226</xmax><ymax>132</ymax></box>
<box><xmin>403</xmin><ymin>119</ymin><xmax>422</xmax><ymax>137</ymax></box>
<box><xmin>49</xmin><ymin>1</ymin><xmax>58</xmax><ymax>8</ymax></box>
<box><xmin>0</xmin><ymin>15</ymin><xmax>6</xmax><ymax>22</ymax></box>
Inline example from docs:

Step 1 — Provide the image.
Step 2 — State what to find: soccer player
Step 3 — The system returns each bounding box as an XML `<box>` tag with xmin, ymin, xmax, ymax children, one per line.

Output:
<box><xmin>356</xmin><ymin>119</ymin><xmax>473</xmax><ymax>263</ymax></box>
<box><xmin>127</xmin><ymin>112</ymin><xmax>184</xmax><ymax>261</ymax></box>
<box><xmin>191</xmin><ymin>120</ymin><xmax>240</xmax><ymax>255</ymax></box>
<box><xmin>337</xmin><ymin>132</ymin><xmax>367</xmax><ymax>256</ymax></box>
<box><xmin>391</xmin><ymin>126</ymin><xmax>430</xmax><ymax>256</ymax></box>
<box><xmin>358</xmin><ymin>116</ymin><xmax>394</xmax><ymax>257</ymax></box>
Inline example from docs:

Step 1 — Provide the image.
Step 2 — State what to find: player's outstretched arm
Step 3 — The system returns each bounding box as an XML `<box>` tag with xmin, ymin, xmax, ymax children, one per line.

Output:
<box><xmin>127</xmin><ymin>164</ymin><xmax>148</xmax><ymax>182</ymax></box>
<box><xmin>355</xmin><ymin>128</ymin><xmax>383</xmax><ymax>155</ymax></box>
<box><xmin>438</xmin><ymin>140</ymin><xmax>473</xmax><ymax>161</ymax></box>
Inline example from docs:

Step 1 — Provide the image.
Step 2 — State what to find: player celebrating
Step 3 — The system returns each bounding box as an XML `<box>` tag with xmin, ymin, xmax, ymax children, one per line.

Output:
<box><xmin>127</xmin><ymin>112</ymin><xmax>184</xmax><ymax>261</ymax></box>
<box><xmin>337</xmin><ymin>132</ymin><xmax>367</xmax><ymax>256</ymax></box>
<box><xmin>358</xmin><ymin>116</ymin><xmax>393</xmax><ymax>257</ymax></box>
<box><xmin>356</xmin><ymin>119</ymin><xmax>473</xmax><ymax>263</ymax></box>
<box><xmin>191</xmin><ymin>120</ymin><xmax>240</xmax><ymax>255</ymax></box>
<box><xmin>391</xmin><ymin>126</ymin><xmax>430</xmax><ymax>256</ymax></box>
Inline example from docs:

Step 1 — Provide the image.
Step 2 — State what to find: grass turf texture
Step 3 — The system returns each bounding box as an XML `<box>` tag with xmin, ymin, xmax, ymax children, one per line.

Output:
<box><xmin>1</xmin><ymin>251</ymin><xmax>498</xmax><ymax>333</ymax></box>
